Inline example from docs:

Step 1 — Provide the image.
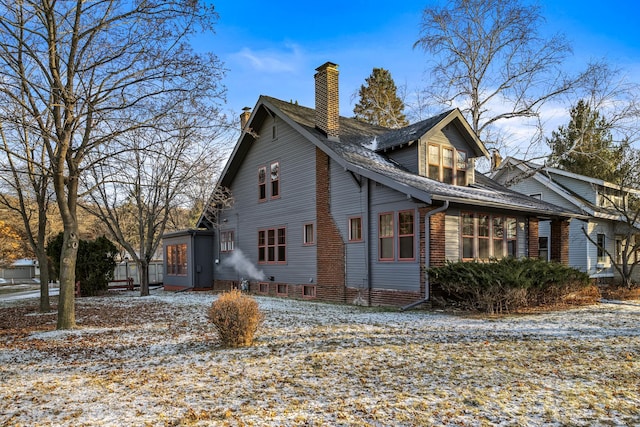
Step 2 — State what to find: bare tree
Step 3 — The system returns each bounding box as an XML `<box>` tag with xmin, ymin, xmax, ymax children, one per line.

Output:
<box><xmin>0</xmin><ymin>113</ymin><xmax>54</xmax><ymax>312</ymax></box>
<box><xmin>82</xmin><ymin>109</ymin><xmax>230</xmax><ymax>296</ymax></box>
<box><xmin>414</xmin><ymin>0</ymin><xmax>600</xmax><ymax>152</ymax></box>
<box><xmin>0</xmin><ymin>1</ymin><xmax>224</xmax><ymax>329</ymax></box>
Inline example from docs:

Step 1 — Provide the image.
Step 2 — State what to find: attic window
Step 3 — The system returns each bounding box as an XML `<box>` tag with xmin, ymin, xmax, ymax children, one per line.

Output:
<box><xmin>426</xmin><ymin>143</ymin><xmax>468</xmax><ymax>186</ymax></box>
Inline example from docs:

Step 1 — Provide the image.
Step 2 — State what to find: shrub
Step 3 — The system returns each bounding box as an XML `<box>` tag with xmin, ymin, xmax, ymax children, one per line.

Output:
<box><xmin>46</xmin><ymin>233</ymin><xmax>117</xmax><ymax>296</ymax></box>
<box><xmin>208</xmin><ymin>290</ymin><xmax>263</xmax><ymax>347</ymax></box>
<box><xmin>429</xmin><ymin>258</ymin><xmax>593</xmax><ymax>313</ymax></box>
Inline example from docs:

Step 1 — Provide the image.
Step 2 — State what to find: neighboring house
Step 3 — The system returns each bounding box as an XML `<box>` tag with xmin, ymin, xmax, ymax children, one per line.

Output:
<box><xmin>492</xmin><ymin>156</ymin><xmax>640</xmax><ymax>282</ymax></box>
<box><xmin>169</xmin><ymin>62</ymin><xmax>582</xmax><ymax>307</ymax></box>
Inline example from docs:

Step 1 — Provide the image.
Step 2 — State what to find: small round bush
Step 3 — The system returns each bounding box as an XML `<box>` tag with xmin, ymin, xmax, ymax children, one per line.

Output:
<box><xmin>208</xmin><ymin>289</ymin><xmax>263</xmax><ymax>347</ymax></box>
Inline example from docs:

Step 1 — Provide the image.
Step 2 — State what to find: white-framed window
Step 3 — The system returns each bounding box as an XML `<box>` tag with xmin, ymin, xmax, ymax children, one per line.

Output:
<box><xmin>220</xmin><ymin>231</ymin><xmax>234</xmax><ymax>252</ymax></box>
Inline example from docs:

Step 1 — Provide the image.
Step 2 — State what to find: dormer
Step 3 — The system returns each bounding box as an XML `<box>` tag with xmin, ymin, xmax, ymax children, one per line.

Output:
<box><xmin>376</xmin><ymin>109</ymin><xmax>489</xmax><ymax>186</ymax></box>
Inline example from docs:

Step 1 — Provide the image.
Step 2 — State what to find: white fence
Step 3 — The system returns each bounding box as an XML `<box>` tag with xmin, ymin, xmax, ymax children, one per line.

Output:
<box><xmin>113</xmin><ymin>260</ymin><xmax>163</xmax><ymax>285</ymax></box>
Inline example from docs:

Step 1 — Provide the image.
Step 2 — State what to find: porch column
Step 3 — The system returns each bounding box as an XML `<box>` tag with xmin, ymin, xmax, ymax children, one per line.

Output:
<box><xmin>550</xmin><ymin>218</ymin><xmax>570</xmax><ymax>264</ymax></box>
<box><xmin>528</xmin><ymin>217</ymin><xmax>539</xmax><ymax>258</ymax></box>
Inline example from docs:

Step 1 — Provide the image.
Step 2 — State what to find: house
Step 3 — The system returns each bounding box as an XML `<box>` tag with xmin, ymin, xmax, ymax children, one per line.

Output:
<box><xmin>492</xmin><ymin>156</ymin><xmax>640</xmax><ymax>283</ymax></box>
<box><xmin>171</xmin><ymin>62</ymin><xmax>582</xmax><ymax>307</ymax></box>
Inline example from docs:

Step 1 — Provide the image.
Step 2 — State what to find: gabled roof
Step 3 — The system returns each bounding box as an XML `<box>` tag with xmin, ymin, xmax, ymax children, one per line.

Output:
<box><xmin>492</xmin><ymin>156</ymin><xmax>632</xmax><ymax>220</ymax></box>
<box><xmin>200</xmin><ymin>98</ymin><xmax>583</xmax><ymax>227</ymax></box>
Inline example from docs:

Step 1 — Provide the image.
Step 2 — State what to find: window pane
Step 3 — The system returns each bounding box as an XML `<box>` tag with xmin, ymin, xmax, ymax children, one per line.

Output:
<box><xmin>380</xmin><ymin>237</ymin><xmax>393</xmax><ymax>259</ymax></box>
<box><xmin>505</xmin><ymin>218</ymin><xmax>517</xmax><ymax>238</ymax></box>
<box><xmin>478</xmin><ymin>215</ymin><xmax>489</xmax><ymax>237</ymax></box>
<box><xmin>493</xmin><ymin>238</ymin><xmax>504</xmax><ymax>259</ymax></box>
<box><xmin>456</xmin><ymin>170</ymin><xmax>466</xmax><ymax>186</ymax></box>
<box><xmin>349</xmin><ymin>217</ymin><xmax>362</xmax><ymax>241</ymax></box>
<box><xmin>304</xmin><ymin>224</ymin><xmax>314</xmax><ymax>244</ymax></box>
<box><xmin>428</xmin><ymin>165</ymin><xmax>440</xmax><ymax>180</ymax></box>
<box><xmin>457</xmin><ymin>151</ymin><xmax>467</xmax><ymax>170</ymax></box>
<box><xmin>399</xmin><ymin>211</ymin><xmax>413</xmax><ymax>235</ymax></box>
<box><xmin>443</xmin><ymin>167</ymin><xmax>453</xmax><ymax>184</ymax></box>
<box><xmin>399</xmin><ymin>236</ymin><xmax>414</xmax><ymax>259</ymax></box>
<box><xmin>443</xmin><ymin>148</ymin><xmax>453</xmax><ymax>167</ymax></box>
<box><xmin>428</xmin><ymin>145</ymin><xmax>439</xmax><ymax>164</ymax></box>
<box><xmin>493</xmin><ymin>217</ymin><xmax>504</xmax><ymax>238</ymax></box>
<box><xmin>507</xmin><ymin>240</ymin><xmax>517</xmax><ymax>257</ymax></box>
<box><xmin>478</xmin><ymin>238</ymin><xmax>490</xmax><ymax>259</ymax></box>
<box><xmin>462</xmin><ymin>213</ymin><xmax>474</xmax><ymax>236</ymax></box>
<box><xmin>463</xmin><ymin>237</ymin><xmax>474</xmax><ymax>258</ymax></box>
<box><xmin>379</xmin><ymin>214</ymin><xmax>393</xmax><ymax>237</ymax></box>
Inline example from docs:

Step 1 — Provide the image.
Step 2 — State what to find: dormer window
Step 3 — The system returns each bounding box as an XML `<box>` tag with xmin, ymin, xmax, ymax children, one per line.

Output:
<box><xmin>426</xmin><ymin>143</ymin><xmax>468</xmax><ymax>186</ymax></box>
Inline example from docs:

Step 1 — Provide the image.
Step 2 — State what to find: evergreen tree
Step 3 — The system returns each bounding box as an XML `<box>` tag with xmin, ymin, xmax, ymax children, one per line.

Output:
<box><xmin>353</xmin><ymin>68</ymin><xmax>408</xmax><ymax>128</ymax></box>
<box><xmin>547</xmin><ymin>100</ymin><xmax>627</xmax><ymax>182</ymax></box>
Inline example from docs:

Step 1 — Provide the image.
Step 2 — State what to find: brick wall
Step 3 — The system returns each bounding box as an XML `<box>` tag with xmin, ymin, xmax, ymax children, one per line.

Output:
<box><xmin>550</xmin><ymin>218</ymin><xmax>569</xmax><ymax>264</ymax></box>
<box><xmin>316</xmin><ymin>148</ymin><xmax>346</xmax><ymax>303</ymax></box>
<box><xmin>528</xmin><ymin>217</ymin><xmax>539</xmax><ymax>258</ymax></box>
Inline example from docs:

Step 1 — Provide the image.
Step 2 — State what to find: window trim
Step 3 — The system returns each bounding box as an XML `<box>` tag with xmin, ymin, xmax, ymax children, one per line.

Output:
<box><xmin>348</xmin><ymin>216</ymin><xmax>363</xmax><ymax>242</ymax></box>
<box><xmin>303</xmin><ymin>223</ymin><xmax>315</xmax><ymax>246</ymax></box>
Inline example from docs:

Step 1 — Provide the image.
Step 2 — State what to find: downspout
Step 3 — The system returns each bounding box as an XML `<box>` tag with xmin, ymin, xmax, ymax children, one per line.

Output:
<box><xmin>400</xmin><ymin>200</ymin><xmax>449</xmax><ymax>311</ymax></box>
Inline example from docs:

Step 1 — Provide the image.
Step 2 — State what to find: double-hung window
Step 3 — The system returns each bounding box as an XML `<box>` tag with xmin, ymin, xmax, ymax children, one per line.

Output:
<box><xmin>379</xmin><ymin>213</ymin><xmax>394</xmax><ymax>260</ymax></box>
<box><xmin>270</xmin><ymin>162</ymin><xmax>280</xmax><ymax>199</ymax></box>
<box><xmin>398</xmin><ymin>210</ymin><xmax>415</xmax><ymax>260</ymax></box>
<box><xmin>258</xmin><ymin>167</ymin><xmax>267</xmax><ymax>201</ymax></box>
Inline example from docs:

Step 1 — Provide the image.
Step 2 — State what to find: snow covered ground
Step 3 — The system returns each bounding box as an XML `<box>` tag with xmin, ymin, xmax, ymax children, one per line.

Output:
<box><xmin>0</xmin><ymin>290</ymin><xmax>638</xmax><ymax>426</ymax></box>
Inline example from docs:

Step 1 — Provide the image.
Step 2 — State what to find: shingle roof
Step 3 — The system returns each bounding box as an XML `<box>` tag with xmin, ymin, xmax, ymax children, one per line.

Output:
<box><xmin>258</xmin><ymin>97</ymin><xmax>584</xmax><ymax>218</ymax></box>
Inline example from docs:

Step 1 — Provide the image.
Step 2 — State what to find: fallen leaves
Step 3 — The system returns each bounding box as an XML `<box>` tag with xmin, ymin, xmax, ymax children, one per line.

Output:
<box><xmin>0</xmin><ymin>292</ymin><xmax>639</xmax><ymax>426</ymax></box>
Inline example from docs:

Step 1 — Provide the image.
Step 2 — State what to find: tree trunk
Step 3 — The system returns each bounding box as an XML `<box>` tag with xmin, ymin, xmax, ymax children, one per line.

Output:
<box><xmin>56</xmin><ymin>228</ymin><xmax>78</xmax><ymax>329</ymax></box>
<box><xmin>140</xmin><ymin>260</ymin><xmax>150</xmax><ymax>297</ymax></box>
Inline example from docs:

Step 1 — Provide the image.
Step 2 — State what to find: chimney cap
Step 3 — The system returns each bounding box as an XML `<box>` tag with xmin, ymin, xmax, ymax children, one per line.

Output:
<box><xmin>315</xmin><ymin>61</ymin><xmax>338</xmax><ymax>72</ymax></box>
<box><xmin>242</xmin><ymin>106</ymin><xmax>251</xmax><ymax>112</ymax></box>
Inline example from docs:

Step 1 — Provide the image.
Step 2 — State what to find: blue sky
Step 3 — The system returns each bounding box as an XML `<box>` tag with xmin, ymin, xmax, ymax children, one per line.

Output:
<box><xmin>203</xmin><ymin>0</ymin><xmax>640</xmax><ymax>139</ymax></box>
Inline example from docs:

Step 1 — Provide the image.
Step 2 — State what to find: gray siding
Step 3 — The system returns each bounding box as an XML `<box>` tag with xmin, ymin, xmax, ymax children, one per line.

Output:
<box><xmin>368</xmin><ymin>182</ymin><xmax>423</xmax><ymax>292</ymax></box>
<box><xmin>163</xmin><ymin>234</ymin><xmax>192</xmax><ymax>288</ymax></box>
<box><xmin>387</xmin><ymin>144</ymin><xmax>419</xmax><ymax>174</ymax></box>
<box><xmin>216</xmin><ymin>115</ymin><xmax>318</xmax><ymax>284</ymax></box>
<box><xmin>444</xmin><ymin>210</ymin><xmax>460</xmax><ymax>261</ymax></box>
<box><xmin>329</xmin><ymin>159</ymin><xmax>369</xmax><ymax>289</ymax></box>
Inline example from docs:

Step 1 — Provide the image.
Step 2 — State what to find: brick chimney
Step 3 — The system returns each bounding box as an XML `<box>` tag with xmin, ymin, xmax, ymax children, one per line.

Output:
<box><xmin>240</xmin><ymin>106</ymin><xmax>251</xmax><ymax>130</ymax></box>
<box><xmin>314</xmin><ymin>62</ymin><xmax>339</xmax><ymax>140</ymax></box>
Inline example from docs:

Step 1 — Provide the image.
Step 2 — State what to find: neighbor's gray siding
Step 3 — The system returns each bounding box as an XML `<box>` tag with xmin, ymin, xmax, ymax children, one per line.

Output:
<box><xmin>549</xmin><ymin>173</ymin><xmax>598</xmax><ymax>205</ymax></box>
<box><xmin>216</xmin><ymin>115</ymin><xmax>318</xmax><ymax>284</ymax></box>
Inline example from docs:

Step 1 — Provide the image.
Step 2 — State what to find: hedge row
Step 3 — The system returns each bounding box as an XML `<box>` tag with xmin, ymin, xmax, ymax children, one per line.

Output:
<box><xmin>429</xmin><ymin>258</ymin><xmax>594</xmax><ymax>314</ymax></box>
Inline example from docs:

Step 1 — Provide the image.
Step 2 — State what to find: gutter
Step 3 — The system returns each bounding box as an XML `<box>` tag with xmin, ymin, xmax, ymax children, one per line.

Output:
<box><xmin>400</xmin><ymin>200</ymin><xmax>449</xmax><ymax>311</ymax></box>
